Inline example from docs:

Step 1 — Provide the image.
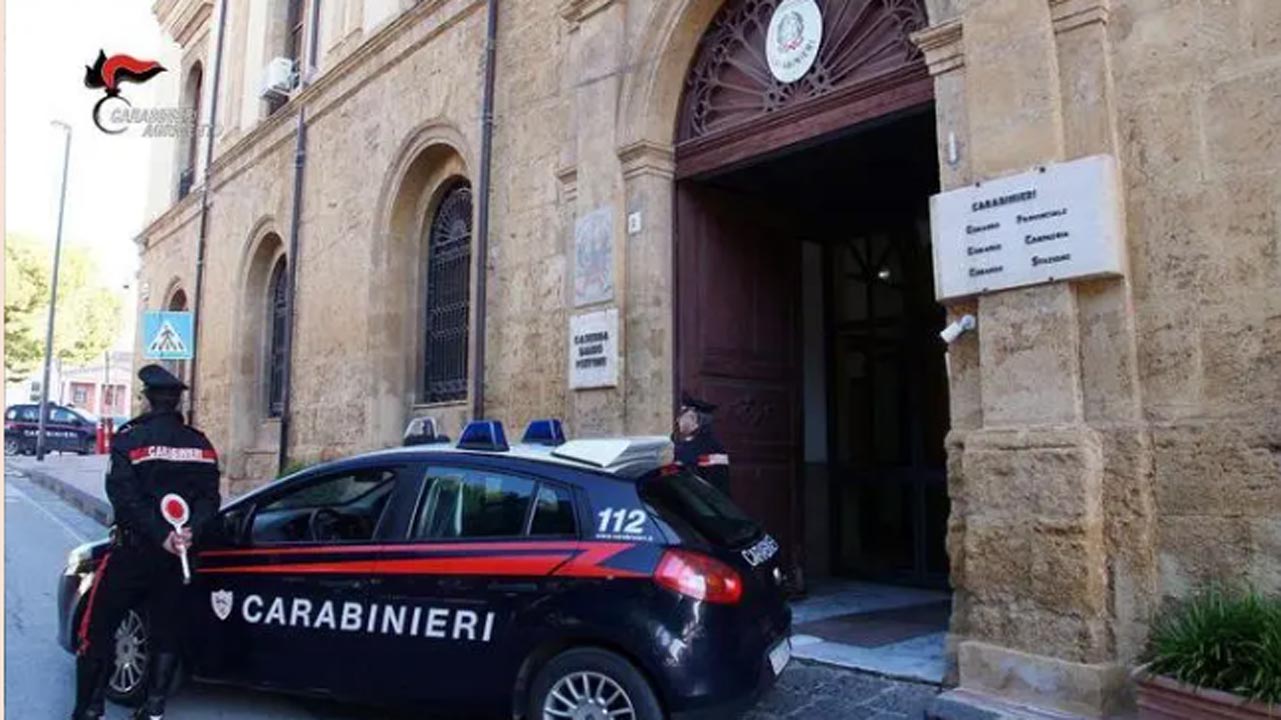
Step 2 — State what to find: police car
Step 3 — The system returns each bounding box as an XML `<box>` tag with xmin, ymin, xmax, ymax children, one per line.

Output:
<box><xmin>58</xmin><ymin>419</ymin><xmax>792</xmax><ymax>719</ymax></box>
<box><xmin>5</xmin><ymin>403</ymin><xmax>98</xmax><ymax>456</ymax></box>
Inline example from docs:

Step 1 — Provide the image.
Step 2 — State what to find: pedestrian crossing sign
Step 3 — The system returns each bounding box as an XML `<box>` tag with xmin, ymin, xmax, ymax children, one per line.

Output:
<box><xmin>143</xmin><ymin>311</ymin><xmax>194</xmax><ymax>360</ymax></box>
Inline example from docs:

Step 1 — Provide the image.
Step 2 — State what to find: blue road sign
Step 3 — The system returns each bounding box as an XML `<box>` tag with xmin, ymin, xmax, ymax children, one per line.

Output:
<box><xmin>143</xmin><ymin>311</ymin><xmax>194</xmax><ymax>360</ymax></box>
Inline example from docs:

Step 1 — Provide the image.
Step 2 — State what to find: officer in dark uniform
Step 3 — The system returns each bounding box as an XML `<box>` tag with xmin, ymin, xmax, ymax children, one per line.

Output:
<box><xmin>72</xmin><ymin>365</ymin><xmax>221</xmax><ymax>720</ymax></box>
<box><xmin>673</xmin><ymin>393</ymin><xmax>731</xmax><ymax>496</ymax></box>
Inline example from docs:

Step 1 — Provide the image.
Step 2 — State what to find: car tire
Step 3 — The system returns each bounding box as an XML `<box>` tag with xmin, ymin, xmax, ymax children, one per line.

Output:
<box><xmin>526</xmin><ymin>648</ymin><xmax>663</xmax><ymax>720</ymax></box>
<box><xmin>104</xmin><ymin>609</ymin><xmax>149</xmax><ymax>708</ymax></box>
<box><xmin>3</xmin><ymin>437</ymin><xmax>19</xmax><ymax>456</ymax></box>
<box><xmin>77</xmin><ymin>438</ymin><xmax>93</xmax><ymax>456</ymax></box>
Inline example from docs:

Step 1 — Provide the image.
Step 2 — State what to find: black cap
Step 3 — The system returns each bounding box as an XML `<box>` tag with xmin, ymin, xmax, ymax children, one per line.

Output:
<box><xmin>680</xmin><ymin>392</ymin><xmax>717</xmax><ymax>414</ymax></box>
<box><xmin>138</xmin><ymin>364</ymin><xmax>188</xmax><ymax>391</ymax></box>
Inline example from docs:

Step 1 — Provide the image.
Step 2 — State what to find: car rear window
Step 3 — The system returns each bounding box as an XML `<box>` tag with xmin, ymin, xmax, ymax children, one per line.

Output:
<box><xmin>640</xmin><ymin>468</ymin><xmax>761</xmax><ymax>548</ymax></box>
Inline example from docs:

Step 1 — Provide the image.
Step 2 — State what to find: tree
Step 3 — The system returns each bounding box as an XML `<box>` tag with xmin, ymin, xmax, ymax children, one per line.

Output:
<box><xmin>5</xmin><ymin>234</ymin><xmax>123</xmax><ymax>383</ymax></box>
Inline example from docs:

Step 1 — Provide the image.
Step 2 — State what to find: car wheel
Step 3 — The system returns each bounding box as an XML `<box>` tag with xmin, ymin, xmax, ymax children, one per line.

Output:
<box><xmin>105</xmin><ymin>609</ymin><xmax>149</xmax><ymax>707</ymax></box>
<box><xmin>4</xmin><ymin>436</ymin><xmax>19</xmax><ymax>456</ymax></box>
<box><xmin>77</xmin><ymin>438</ymin><xmax>93</xmax><ymax>455</ymax></box>
<box><xmin>527</xmin><ymin>648</ymin><xmax>663</xmax><ymax>720</ymax></box>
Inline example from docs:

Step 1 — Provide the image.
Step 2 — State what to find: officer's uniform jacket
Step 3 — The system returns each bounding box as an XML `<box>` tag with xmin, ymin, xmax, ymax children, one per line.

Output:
<box><xmin>106</xmin><ymin>410</ymin><xmax>222</xmax><ymax>549</ymax></box>
<box><xmin>674</xmin><ymin>427</ymin><xmax>731</xmax><ymax>496</ymax></box>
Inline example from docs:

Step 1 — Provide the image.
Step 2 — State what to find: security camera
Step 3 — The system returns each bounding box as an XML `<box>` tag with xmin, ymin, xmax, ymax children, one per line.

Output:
<box><xmin>940</xmin><ymin>314</ymin><xmax>976</xmax><ymax>344</ymax></box>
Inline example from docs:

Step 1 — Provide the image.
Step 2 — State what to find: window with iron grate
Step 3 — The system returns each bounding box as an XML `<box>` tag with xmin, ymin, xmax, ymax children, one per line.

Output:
<box><xmin>423</xmin><ymin>181</ymin><xmax>473</xmax><ymax>403</ymax></box>
<box><xmin>267</xmin><ymin>258</ymin><xmax>288</xmax><ymax>417</ymax></box>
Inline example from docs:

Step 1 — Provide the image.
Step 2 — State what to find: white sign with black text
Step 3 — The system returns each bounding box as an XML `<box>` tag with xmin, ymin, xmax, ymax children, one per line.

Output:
<box><xmin>569</xmin><ymin>309</ymin><xmax>619</xmax><ymax>390</ymax></box>
<box><xmin>929</xmin><ymin>154</ymin><xmax>1124</xmax><ymax>301</ymax></box>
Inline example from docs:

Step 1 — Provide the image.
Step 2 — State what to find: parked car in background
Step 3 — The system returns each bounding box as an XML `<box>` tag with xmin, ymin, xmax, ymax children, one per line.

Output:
<box><xmin>4</xmin><ymin>403</ymin><xmax>98</xmax><ymax>456</ymax></box>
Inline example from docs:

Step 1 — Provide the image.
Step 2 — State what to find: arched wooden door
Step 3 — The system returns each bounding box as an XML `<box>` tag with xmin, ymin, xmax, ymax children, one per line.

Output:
<box><xmin>673</xmin><ymin>0</ymin><xmax>931</xmax><ymax>575</ymax></box>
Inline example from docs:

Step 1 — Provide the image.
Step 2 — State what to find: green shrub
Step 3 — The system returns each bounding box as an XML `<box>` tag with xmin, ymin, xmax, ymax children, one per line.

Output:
<box><xmin>1144</xmin><ymin>585</ymin><xmax>1281</xmax><ymax>704</ymax></box>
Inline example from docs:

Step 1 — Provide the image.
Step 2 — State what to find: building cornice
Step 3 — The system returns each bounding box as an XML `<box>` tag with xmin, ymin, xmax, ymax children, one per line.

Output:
<box><xmin>1050</xmin><ymin>0</ymin><xmax>1110</xmax><ymax>34</ymax></box>
<box><xmin>618</xmin><ymin>141</ymin><xmax>675</xmax><ymax>181</ymax></box>
<box><xmin>559</xmin><ymin>0</ymin><xmax>619</xmax><ymax>31</ymax></box>
<box><xmin>910</xmin><ymin>18</ymin><xmax>964</xmax><ymax>77</ymax></box>
<box><xmin>154</xmin><ymin>0</ymin><xmax>213</xmax><ymax>48</ymax></box>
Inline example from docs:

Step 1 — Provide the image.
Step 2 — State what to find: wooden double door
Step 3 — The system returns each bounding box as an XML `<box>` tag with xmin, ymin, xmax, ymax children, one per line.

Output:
<box><xmin>675</xmin><ymin>182</ymin><xmax>949</xmax><ymax>586</ymax></box>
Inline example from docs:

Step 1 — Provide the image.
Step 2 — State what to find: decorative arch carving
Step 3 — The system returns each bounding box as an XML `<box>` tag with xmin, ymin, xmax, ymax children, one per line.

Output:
<box><xmin>674</xmin><ymin>0</ymin><xmax>930</xmax><ymax>175</ymax></box>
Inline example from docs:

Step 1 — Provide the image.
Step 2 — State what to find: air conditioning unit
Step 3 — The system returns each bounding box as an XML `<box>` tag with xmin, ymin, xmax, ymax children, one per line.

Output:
<box><xmin>260</xmin><ymin>57</ymin><xmax>298</xmax><ymax>99</ymax></box>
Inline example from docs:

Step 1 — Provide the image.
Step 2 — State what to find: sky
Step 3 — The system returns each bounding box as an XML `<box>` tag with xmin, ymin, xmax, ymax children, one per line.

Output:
<box><xmin>6</xmin><ymin>0</ymin><xmax>181</xmax><ymax>351</ymax></box>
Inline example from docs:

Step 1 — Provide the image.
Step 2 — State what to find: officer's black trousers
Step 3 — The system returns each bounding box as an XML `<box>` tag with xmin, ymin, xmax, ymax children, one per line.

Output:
<box><xmin>78</xmin><ymin>544</ymin><xmax>184</xmax><ymax>662</ymax></box>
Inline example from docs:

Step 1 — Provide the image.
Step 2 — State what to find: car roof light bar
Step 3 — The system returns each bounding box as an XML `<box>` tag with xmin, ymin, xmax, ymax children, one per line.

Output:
<box><xmin>521</xmin><ymin>418</ymin><xmax>567</xmax><ymax>446</ymax></box>
<box><xmin>457</xmin><ymin>420</ymin><xmax>509</xmax><ymax>452</ymax></box>
<box><xmin>551</xmin><ymin>436</ymin><xmax>672</xmax><ymax>470</ymax></box>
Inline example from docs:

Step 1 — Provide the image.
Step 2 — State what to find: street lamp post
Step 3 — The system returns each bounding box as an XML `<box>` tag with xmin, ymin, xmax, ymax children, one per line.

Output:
<box><xmin>36</xmin><ymin>121</ymin><xmax>73</xmax><ymax>462</ymax></box>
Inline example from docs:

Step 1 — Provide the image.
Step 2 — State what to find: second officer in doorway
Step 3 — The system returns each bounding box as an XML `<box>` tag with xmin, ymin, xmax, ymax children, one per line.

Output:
<box><xmin>71</xmin><ymin>364</ymin><xmax>221</xmax><ymax>720</ymax></box>
<box><xmin>673</xmin><ymin>393</ymin><xmax>731</xmax><ymax>496</ymax></box>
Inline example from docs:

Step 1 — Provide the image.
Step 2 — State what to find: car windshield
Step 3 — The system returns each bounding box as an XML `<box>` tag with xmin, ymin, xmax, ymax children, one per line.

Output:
<box><xmin>639</xmin><ymin>467</ymin><xmax>761</xmax><ymax>548</ymax></box>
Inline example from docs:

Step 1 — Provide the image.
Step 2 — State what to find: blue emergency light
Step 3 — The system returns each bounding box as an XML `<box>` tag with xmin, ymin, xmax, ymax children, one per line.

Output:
<box><xmin>457</xmin><ymin>420</ymin><xmax>510</xmax><ymax>452</ymax></box>
<box><xmin>521</xmin><ymin>418</ymin><xmax>566</xmax><ymax>446</ymax></box>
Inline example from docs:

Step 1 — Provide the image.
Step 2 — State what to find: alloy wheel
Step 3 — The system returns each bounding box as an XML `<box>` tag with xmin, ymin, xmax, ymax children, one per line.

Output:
<box><xmin>542</xmin><ymin>671</ymin><xmax>636</xmax><ymax>720</ymax></box>
<box><xmin>109</xmin><ymin>610</ymin><xmax>148</xmax><ymax>695</ymax></box>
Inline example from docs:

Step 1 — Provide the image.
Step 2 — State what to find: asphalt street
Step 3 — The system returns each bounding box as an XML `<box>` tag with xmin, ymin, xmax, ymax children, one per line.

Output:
<box><xmin>4</xmin><ymin>466</ymin><xmax>937</xmax><ymax>719</ymax></box>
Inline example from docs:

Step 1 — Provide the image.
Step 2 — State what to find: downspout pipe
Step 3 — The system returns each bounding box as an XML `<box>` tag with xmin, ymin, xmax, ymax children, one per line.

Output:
<box><xmin>278</xmin><ymin>107</ymin><xmax>307</xmax><ymax>475</ymax></box>
<box><xmin>473</xmin><ymin>0</ymin><xmax>499</xmax><ymax>420</ymax></box>
<box><xmin>188</xmin><ymin>0</ymin><xmax>230</xmax><ymax>425</ymax></box>
<box><xmin>277</xmin><ymin>0</ymin><xmax>321</xmax><ymax>474</ymax></box>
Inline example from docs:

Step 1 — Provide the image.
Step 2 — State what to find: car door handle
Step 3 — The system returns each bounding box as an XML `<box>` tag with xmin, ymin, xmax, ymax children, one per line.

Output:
<box><xmin>488</xmin><ymin>581</ymin><xmax>539</xmax><ymax>594</ymax></box>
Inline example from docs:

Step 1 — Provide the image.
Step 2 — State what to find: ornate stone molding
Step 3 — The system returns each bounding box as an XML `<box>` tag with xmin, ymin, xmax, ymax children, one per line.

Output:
<box><xmin>617</xmin><ymin>141</ymin><xmax>675</xmax><ymax>181</ymax></box>
<box><xmin>153</xmin><ymin>0</ymin><xmax>213</xmax><ymax>48</ymax></box>
<box><xmin>556</xmin><ymin>165</ymin><xmax>579</xmax><ymax>204</ymax></box>
<box><xmin>1050</xmin><ymin>0</ymin><xmax>1110</xmax><ymax>34</ymax></box>
<box><xmin>911</xmin><ymin>18</ymin><xmax>963</xmax><ymax>77</ymax></box>
<box><xmin>559</xmin><ymin>0</ymin><xmax>619</xmax><ymax>31</ymax></box>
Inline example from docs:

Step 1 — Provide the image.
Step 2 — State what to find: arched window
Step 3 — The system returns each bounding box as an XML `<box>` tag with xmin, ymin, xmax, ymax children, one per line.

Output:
<box><xmin>266</xmin><ymin>258</ymin><xmax>288</xmax><ymax>417</ymax></box>
<box><xmin>423</xmin><ymin>181</ymin><xmax>472</xmax><ymax>403</ymax></box>
<box><xmin>165</xmin><ymin>289</ymin><xmax>191</xmax><ymax>388</ymax></box>
<box><xmin>179</xmin><ymin>64</ymin><xmax>203</xmax><ymax>198</ymax></box>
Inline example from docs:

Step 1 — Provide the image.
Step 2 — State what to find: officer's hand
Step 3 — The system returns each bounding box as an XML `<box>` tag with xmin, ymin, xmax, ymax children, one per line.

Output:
<box><xmin>163</xmin><ymin>529</ymin><xmax>191</xmax><ymax>555</ymax></box>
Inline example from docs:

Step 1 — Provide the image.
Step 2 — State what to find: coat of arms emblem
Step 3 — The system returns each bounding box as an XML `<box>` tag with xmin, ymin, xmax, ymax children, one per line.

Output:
<box><xmin>210</xmin><ymin>589</ymin><xmax>234</xmax><ymax>621</ymax></box>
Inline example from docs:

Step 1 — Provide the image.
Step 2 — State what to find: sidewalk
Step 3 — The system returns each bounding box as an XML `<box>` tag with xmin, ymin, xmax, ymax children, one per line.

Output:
<box><xmin>6</xmin><ymin>454</ymin><xmax>112</xmax><ymax>525</ymax></box>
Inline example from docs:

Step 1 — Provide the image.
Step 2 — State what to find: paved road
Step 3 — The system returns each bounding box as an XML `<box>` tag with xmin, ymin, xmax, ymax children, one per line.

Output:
<box><xmin>3</xmin><ymin>468</ymin><xmax>937</xmax><ymax>719</ymax></box>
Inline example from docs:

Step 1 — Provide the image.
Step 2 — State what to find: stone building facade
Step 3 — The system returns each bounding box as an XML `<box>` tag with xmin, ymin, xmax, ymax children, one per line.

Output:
<box><xmin>136</xmin><ymin>0</ymin><xmax>1280</xmax><ymax>715</ymax></box>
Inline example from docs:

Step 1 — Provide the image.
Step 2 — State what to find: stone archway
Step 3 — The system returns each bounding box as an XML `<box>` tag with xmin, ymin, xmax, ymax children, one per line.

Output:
<box><xmin>367</xmin><ymin>121</ymin><xmax>475</xmax><ymax>447</ymax></box>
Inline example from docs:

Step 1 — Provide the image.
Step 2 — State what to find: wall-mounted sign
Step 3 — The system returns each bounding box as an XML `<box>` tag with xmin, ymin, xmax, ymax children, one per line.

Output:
<box><xmin>574</xmin><ymin>206</ymin><xmax>614</xmax><ymax>307</ymax></box>
<box><xmin>766</xmin><ymin>0</ymin><xmax>822</xmax><ymax>83</ymax></box>
<box><xmin>143</xmin><ymin>311</ymin><xmax>194</xmax><ymax>360</ymax></box>
<box><xmin>929</xmin><ymin>154</ymin><xmax>1124</xmax><ymax>301</ymax></box>
<box><xmin>569</xmin><ymin>309</ymin><xmax>618</xmax><ymax>390</ymax></box>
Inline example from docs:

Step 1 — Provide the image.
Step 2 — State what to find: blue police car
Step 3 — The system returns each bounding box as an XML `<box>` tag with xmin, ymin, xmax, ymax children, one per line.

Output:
<box><xmin>58</xmin><ymin>419</ymin><xmax>792</xmax><ymax>719</ymax></box>
<box><xmin>5</xmin><ymin>403</ymin><xmax>98</xmax><ymax>456</ymax></box>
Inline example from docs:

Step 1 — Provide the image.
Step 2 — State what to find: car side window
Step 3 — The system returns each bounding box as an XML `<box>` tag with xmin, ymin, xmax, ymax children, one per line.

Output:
<box><xmin>413</xmin><ymin>468</ymin><xmax>535</xmax><ymax>539</ymax></box>
<box><xmin>530</xmin><ymin>485</ymin><xmax>576</xmax><ymax>537</ymax></box>
<box><xmin>250</xmin><ymin>468</ymin><xmax>397</xmax><ymax>544</ymax></box>
<box><xmin>5</xmin><ymin>408</ymin><xmax>15</xmax><ymax>421</ymax></box>
<box><xmin>18</xmin><ymin>407</ymin><xmax>38</xmax><ymax>422</ymax></box>
<box><xmin>51</xmin><ymin>408</ymin><xmax>78</xmax><ymax>424</ymax></box>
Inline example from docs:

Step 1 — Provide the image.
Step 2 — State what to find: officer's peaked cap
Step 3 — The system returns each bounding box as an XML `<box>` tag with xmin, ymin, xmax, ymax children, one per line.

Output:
<box><xmin>139</xmin><ymin>363</ymin><xmax>188</xmax><ymax>391</ymax></box>
<box><xmin>680</xmin><ymin>392</ymin><xmax>717</xmax><ymax>414</ymax></box>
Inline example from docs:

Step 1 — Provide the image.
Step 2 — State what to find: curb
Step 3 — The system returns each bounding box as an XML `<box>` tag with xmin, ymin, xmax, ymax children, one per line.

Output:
<box><xmin>22</xmin><ymin>466</ymin><xmax>113</xmax><ymax>527</ymax></box>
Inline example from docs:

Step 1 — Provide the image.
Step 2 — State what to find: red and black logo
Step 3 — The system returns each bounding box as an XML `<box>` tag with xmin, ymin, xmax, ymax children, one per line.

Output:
<box><xmin>84</xmin><ymin>50</ymin><xmax>166</xmax><ymax>134</ymax></box>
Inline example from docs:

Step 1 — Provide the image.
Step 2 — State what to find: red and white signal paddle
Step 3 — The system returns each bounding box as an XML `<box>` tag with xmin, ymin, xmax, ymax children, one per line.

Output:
<box><xmin>160</xmin><ymin>493</ymin><xmax>192</xmax><ymax>584</ymax></box>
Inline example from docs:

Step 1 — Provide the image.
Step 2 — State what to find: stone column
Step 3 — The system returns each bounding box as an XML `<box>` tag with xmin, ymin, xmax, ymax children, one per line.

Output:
<box><xmin>915</xmin><ymin>0</ymin><xmax>1143</xmax><ymax>715</ymax></box>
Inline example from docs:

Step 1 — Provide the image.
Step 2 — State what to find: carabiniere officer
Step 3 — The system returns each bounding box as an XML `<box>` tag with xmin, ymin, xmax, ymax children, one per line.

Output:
<box><xmin>673</xmin><ymin>393</ymin><xmax>731</xmax><ymax>497</ymax></box>
<box><xmin>72</xmin><ymin>364</ymin><xmax>221</xmax><ymax>720</ymax></box>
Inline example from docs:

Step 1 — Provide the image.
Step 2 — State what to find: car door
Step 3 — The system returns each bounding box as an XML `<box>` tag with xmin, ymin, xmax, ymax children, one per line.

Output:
<box><xmin>366</xmin><ymin>463</ymin><xmax>579</xmax><ymax>712</ymax></box>
<box><xmin>49</xmin><ymin>407</ymin><xmax>82</xmax><ymax>452</ymax></box>
<box><xmin>190</xmin><ymin>463</ymin><xmax>410</xmax><ymax>696</ymax></box>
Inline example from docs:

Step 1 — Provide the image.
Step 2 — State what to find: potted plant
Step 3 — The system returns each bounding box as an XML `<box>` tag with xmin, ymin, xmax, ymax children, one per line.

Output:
<box><xmin>1135</xmin><ymin>585</ymin><xmax>1281</xmax><ymax>719</ymax></box>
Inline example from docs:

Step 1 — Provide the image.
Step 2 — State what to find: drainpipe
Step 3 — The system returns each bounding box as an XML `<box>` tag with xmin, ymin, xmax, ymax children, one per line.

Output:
<box><xmin>472</xmin><ymin>0</ymin><xmax>499</xmax><ymax>420</ymax></box>
<box><xmin>277</xmin><ymin>1</ymin><xmax>321</xmax><ymax>474</ymax></box>
<box><xmin>188</xmin><ymin>0</ymin><xmax>229</xmax><ymax>426</ymax></box>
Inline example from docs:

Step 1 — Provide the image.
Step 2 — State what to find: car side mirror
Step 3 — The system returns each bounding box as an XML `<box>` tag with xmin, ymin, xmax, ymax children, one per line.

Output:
<box><xmin>221</xmin><ymin>508</ymin><xmax>250</xmax><ymax>545</ymax></box>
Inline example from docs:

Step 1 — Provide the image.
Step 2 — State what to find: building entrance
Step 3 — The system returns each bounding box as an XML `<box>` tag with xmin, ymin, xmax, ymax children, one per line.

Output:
<box><xmin>677</xmin><ymin>106</ymin><xmax>947</xmax><ymax>587</ymax></box>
